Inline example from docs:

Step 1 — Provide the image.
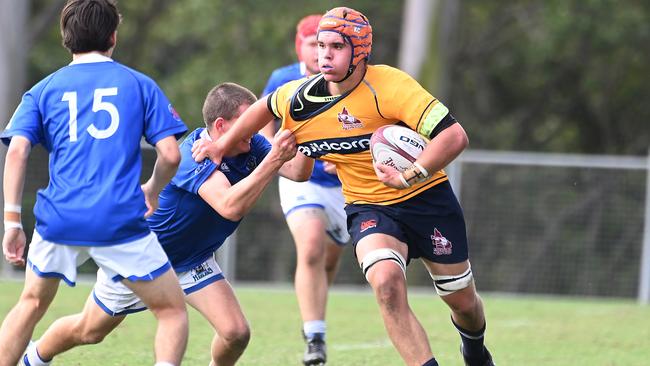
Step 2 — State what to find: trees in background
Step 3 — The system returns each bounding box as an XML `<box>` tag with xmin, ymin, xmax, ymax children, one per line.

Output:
<box><xmin>17</xmin><ymin>0</ymin><xmax>402</xmax><ymax>130</ymax></box>
<box><xmin>13</xmin><ymin>0</ymin><xmax>648</xmax><ymax>152</ymax></box>
<box><xmin>440</xmin><ymin>0</ymin><xmax>650</xmax><ymax>155</ymax></box>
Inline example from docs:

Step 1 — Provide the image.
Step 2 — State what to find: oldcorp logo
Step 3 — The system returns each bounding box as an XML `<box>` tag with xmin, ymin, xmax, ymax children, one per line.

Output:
<box><xmin>298</xmin><ymin>134</ymin><xmax>372</xmax><ymax>158</ymax></box>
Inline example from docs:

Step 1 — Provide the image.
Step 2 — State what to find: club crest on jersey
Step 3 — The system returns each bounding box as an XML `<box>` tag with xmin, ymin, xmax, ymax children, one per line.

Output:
<box><xmin>338</xmin><ymin>107</ymin><xmax>363</xmax><ymax>130</ymax></box>
<box><xmin>360</xmin><ymin>219</ymin><xmax>377</xmax><ymax>233</ymax></box>
<box><xmin>219</xmin><ymin>162</ymin><xmax>230</xmax><ymax>172</ymax></box>
<box><xmin>431</xmin><ymin>228</ymin><xmax>452</xmax><ymax>255</ymax></box>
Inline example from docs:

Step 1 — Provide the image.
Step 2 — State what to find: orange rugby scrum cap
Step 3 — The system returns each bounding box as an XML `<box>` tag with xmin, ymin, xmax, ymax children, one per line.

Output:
<box><xmin>318</xmin><ymin>7</ymin><xmax>372</xmax><ymax>68</ymax></box>
<box><xmin>295</xmin><ymin>14</ymin><xmax>322</xmax><ymax>60</ymax></box>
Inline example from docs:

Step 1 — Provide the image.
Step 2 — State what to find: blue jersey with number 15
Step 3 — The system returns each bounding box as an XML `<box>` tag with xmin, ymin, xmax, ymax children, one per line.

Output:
<box><xmin>1</xmin><ymin>55</ymin><xmax>187</xmax><ymax>246</ymax></box>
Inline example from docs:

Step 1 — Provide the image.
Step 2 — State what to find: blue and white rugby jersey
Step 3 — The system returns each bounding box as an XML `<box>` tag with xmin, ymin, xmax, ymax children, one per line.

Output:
<box><xmin>147</xmin><ymin>128</ymin><xmax>271</xmax><ymax>272</ymax></box>
<box><xmin>262</xmin><ymin>62</ymin><xmax>340</xmax><ymax>188</ymax></box>
<box><xmin>1</xmin><ymin>54</ymin><xmax>187</xmax><ymax>246</ymax></box>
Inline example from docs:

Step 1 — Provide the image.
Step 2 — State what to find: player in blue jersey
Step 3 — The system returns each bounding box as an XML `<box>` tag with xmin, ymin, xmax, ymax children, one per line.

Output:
<box><xmin>19</xmin><ymin>82</ymin><xmax>308</xmax><ymax>366</ymax></box>
<box><xmin>260</xmin><ymin>14</ymin><xmax>350</xmax><ymax>366</ymax></box>
<box><xmin>0</xmin><ymin>1</ymin><xmax>189</xmax><ymax>366</ymax></box>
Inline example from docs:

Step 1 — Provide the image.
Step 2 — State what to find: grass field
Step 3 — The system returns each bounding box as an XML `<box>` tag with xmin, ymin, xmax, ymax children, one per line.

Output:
<box><xmin>1</xmin><ymin>280</ymin><xmax>649</xmax><ymax>365</ymax></box>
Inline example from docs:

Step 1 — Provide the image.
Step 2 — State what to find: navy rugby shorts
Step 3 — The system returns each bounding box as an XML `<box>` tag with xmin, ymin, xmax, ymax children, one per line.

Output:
<box><xmin>345</xmin><ymin>181</ymin><xmax>469</xmax><ymax>264</ymax></box>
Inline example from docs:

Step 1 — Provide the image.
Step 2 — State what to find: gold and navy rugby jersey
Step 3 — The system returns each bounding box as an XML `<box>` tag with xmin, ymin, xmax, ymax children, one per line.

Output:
<box><xmin>269</xmin><ymin>64</ymin><xmax>455</xmax><ymax>205</ymax></box>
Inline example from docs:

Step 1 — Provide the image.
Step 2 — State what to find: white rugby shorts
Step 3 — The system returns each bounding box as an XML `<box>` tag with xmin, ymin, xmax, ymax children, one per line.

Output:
<box><xmin>278</xmin><ymin>176</ymin><xmax>350</xmax><ymax>245</ymax></box>
<box><xmin>27</xmin><ymin>230</ymin><xmax>170</xmax><ymax>287</ymax></box>
<box><xmin>93</xmin><ymin>254</ymin><xmax>224</xmax><ymax>316</ymax></box>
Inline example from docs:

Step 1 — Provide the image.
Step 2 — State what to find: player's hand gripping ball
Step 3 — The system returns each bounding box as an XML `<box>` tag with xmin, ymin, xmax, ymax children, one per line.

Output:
<box><xmin>370</xmin><ymin>125</ymin><xmax>428</xmax><ymax>171</ymax></box>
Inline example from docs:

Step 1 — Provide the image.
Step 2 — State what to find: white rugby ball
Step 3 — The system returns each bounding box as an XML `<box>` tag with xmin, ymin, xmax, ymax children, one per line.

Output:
<box><xmin>370</xmin><ymin>125</ymin><xmax>428</xmax><ymax>171</ymax></box>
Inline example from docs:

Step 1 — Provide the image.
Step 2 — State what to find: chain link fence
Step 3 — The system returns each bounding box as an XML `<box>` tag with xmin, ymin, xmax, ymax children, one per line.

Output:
<box><xmin>3</xmin><ymin>146</ymin><xmax>649</xmax><ymax>300</ymax></box>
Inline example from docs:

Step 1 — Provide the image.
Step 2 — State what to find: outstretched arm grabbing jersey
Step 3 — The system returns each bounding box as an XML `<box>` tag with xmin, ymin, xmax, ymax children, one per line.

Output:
<box><xmin>193</xmin><ymin>96</ymin><xmax>273</xmax><ymax>163</ymax></box>
<box><xmin>192</xmin><ymin>95</ymin><xmax>315</xmax><ymax>182</ymax></box>
<box><xmin>199</xmin><ymin>129</ymin><xmax>300</xmax><ymax>221</ymax></box>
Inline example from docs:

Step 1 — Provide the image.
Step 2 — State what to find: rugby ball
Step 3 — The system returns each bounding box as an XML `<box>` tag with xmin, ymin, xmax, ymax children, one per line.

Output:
<box><xmin>370</xmin><ymin>125</ymin><xmax>428</xmax><ymax>171</ymax></box>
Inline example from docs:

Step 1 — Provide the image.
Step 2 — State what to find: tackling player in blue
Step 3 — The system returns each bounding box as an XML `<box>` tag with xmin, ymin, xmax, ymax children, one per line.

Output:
<box><xmin>0</xmin><ymin>1</ymin><xmax>189</xmax><ymax>366</ymax></box>
<box><xmin>19</xmin><ymin>82</ymin><xmax>310</xmax><ymax>366</ymax></box>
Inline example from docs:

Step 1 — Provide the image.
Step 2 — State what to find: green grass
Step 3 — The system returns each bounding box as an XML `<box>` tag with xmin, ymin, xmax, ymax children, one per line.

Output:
<box><xmin>1</xmin><ymin>280</ymin><xmax>649</xmax><ymax>365</ymax></box>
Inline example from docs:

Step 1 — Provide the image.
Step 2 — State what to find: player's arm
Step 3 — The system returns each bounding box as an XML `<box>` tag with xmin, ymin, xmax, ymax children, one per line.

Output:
<box><xmin>376</xmin><ymin>122</ymin><xmax>468</xmax><ymax>189</ymax></box>
<box><xmin>377</xmin><ymin>69</ymin><xmax>468</xmax><ymax>188</ymax></box>
<box><xmin>141</xmin><ymin>135</ymin><xmax>181</xmax><ymax>217</ymax></box>
<box><xmin>417</xmin><ymin>122</ymin><xmax>468</xmax><ymax>173</ymax></box>
<box><xmin>192</xmin><ymin>96</ymin><xmax>273</xmax><ymax>164</ymax></box>
<box><xmin>3</xmin><ymin>136</ymin><xmax>31</xmax><ymax>265</ymax></box>
<box><xmin>198</xmin><ymin>129</ymin><xmax>297</xmax><ymax>221</ymax></box>
<box><xmin>277</xmin><ymin>151</ymin><xmax>314</xmax><ymax>182</ymax></box>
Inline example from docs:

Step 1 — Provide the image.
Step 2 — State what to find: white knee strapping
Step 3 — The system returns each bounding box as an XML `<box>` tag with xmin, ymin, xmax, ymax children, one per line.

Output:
<box><xmin>360</xmin><ymin>248</ymin><xmax>407</xmax><ymax>282</ymax></box>
<box><xmin>430</xmin><ymin>267</ymin><xmax>473</xmax><ymax>296</ymax></box>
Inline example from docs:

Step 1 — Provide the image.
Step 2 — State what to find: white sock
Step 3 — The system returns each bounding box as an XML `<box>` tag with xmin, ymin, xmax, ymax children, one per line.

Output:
<box><xmin>154</xmin><ymin>362</ymin><xmax>175</xmax><ymax>366</ymax></box>
<box><xmin>25</xmin><ymin>341</ymin><xmax>51</xmax><ymax>366</ymax></box>
<box><xmin>303</xmin><ymin>320</ymin><xmax>326</xmax><ymax>340</ymax></box>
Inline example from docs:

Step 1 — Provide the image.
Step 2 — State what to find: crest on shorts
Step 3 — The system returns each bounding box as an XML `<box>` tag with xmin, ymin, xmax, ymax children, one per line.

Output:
<box><xmin>191</xmin><ymin>262</ymin><xmax>214</xmax><ymax>282</ymax></box>
<box><xmin>338</xmin><ymin>107</ymin><xmax>363</xmax><ymax>130</ymax></box>
<box><xmin>431</xmin><ymin>228</ymin><xmax>452</xmax><ymax>255</ymax></box>
<box><xmin>360</xmin><ymin>219</ymin><xmax>377</xmax><ymax>233</ymax></box>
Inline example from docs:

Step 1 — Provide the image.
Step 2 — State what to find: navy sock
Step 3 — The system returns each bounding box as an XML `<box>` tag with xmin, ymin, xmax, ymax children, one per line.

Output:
<box><xmin>452</xmin><ymin>317</ymin><xmax>486</xmax><ymax>361</ymax></box>
<box><xmin>422</xmin><ymin>357</ymin><xmax>438</xmax><ymax>366</ymax></box>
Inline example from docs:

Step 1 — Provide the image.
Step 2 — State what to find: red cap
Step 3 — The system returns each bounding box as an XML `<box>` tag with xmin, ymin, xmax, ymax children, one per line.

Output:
<box><xmin>295</xmin><ymin>14</ymin><xmax>322</xmax><ymax>60</ymax></box>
